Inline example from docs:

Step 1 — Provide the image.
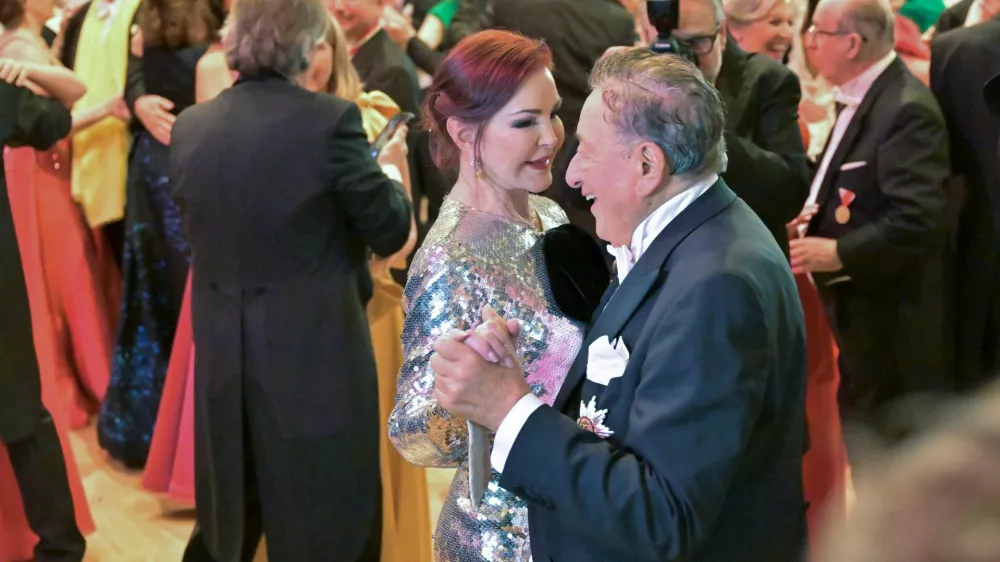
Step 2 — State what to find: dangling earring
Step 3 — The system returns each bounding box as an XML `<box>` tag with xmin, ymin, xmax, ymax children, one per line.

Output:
<box><xmin>472</xmin><ymin>157</ymin><xmax>484</xmax><ymax>179</ymax></box>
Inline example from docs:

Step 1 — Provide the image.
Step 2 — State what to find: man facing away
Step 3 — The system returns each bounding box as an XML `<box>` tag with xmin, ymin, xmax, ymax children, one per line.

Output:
<box><xmin>431</xmin><ymin>50</ymin><xmax>810</xmax><ymax>562</ymax></box>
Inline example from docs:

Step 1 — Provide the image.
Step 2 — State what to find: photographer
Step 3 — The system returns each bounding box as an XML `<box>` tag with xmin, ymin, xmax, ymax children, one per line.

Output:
<box><xmin>610</xmin><ymin>0</ymin><xmax>810</xmax><ymax>257</ymax></box>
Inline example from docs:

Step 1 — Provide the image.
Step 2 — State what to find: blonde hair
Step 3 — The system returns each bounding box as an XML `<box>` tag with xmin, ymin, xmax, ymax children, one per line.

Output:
<box><xmin>323</xmin><ymin>15</ymin><xmax>362</xmax><ymax>101</ymax></box>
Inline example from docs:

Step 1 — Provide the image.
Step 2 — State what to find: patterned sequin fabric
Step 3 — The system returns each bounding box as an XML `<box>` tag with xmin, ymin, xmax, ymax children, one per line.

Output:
<box><xmin>389</xmin><ymin>195</ymin><xmax>585</xmax><ymax>561</ymax></box>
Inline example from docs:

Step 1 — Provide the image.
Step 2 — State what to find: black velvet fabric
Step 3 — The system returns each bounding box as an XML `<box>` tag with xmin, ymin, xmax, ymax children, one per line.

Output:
<box><xmin>540</xmin><ymin>224</ymin><xmax>610</xmax><ymax>324</ymax></box>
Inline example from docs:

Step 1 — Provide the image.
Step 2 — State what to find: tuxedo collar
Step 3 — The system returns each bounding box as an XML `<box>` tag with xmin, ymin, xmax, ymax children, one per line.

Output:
<box><xmin>553</xmin><ymin>178</ymin><xmax>738</xmax><ymax>410</ymax></box>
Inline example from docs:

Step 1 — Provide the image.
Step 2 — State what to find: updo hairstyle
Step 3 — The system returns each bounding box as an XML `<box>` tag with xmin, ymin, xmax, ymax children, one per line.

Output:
<box><xmin>422</xmin><ymin>29</ymin><xmax>553</xmax><ymax>170</ymax></box>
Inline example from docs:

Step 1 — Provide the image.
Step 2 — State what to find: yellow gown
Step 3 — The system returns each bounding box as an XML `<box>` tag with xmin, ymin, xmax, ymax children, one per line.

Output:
<box><xmin>358</xmin><ymin>92</ymin><xmax>433</xmax><ymax>562</ymax></box>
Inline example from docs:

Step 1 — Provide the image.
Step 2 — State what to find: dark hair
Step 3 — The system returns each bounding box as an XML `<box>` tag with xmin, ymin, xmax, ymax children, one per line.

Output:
<box><xmin>139</xmin><ymin>0</ymin><xmax>224</xmax><ymax>48</ymax></box>
<box><xmin>423</xmin><ymin>29</ymin><xmax>553</xmax><ymax>170</ymax></box>
<box><xmin>0</xmin><ymin>0</ymin><xmax>26</xmax><ymax>28</ymax></box>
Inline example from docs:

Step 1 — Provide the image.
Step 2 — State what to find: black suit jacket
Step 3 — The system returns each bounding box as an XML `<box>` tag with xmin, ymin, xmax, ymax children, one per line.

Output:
<box><xmin>352</xmin><ymin>28</ymin><xmax>421</xmax><ymax>114</ymax></box>
<box><xmin>500</xmin><ymin>181</ymin><xmax>808</xmax><ymax>562</ymax></box>
<box><xmin>170</xmin><ymin>75</ymin><xmax>411</xmax><ymax>561</ymax></box>
<box><xmin>715</xmin><ymin>39</ymin><xmax>810</xmax><ymax>257</ymax></box>
<box><xmin>806</xmin><ymin>58</ymin><xmax>950</xmax><ymax>417</ymax></box>
<box><xmin>0</xmin><ymin>83</ymin><xmax>72</xmax><ymax>443</ymax></box>
<box><xmin>492</xmin><ymin>0</ymin><xmax>636</xmax><ymax>137</ymax></box>
<box><xmin>935</xmin><ymin>0</ymin><xmax>973</xmax><ymax>34</ymax></box>
<box><xmin>931</xmin><ymin>16</ymin><xmax>1000</xmax><ymax>389</ymax></box>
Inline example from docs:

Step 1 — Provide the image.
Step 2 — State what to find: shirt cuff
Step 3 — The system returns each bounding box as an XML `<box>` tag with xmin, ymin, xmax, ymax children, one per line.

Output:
<box><xmin>490</xmin><ymin>393</ymin><xmax>543</xmax><ymax>473</ymax></box>
<box><xmin>381</xmin><ymin>164</ymin><xmax>403</xmax><ymax>183</ymax></box>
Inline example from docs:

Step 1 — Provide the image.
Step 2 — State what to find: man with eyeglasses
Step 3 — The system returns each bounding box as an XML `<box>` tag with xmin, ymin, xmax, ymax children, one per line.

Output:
<box><xmin>791</xmin><ymin>0</ymin><xmax>950</xmax><ymax>454</ymax></box>
<box><xmin>672</xmin><ymin>0</ymin><xmax>811</xmax><ymax>258</ymax></box>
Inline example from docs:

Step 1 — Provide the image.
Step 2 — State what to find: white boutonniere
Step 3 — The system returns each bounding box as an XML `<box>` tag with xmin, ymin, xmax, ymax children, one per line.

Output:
<box><xmin>577</xmin><ymin>396</ymin><xmax>614</xmax><ymax>438</ymax></box>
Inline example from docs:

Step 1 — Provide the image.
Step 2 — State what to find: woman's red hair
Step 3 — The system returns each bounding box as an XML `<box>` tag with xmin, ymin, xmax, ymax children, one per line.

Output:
<box><xmin>423</xmin><ymin>29</ymin><xmax>553</xmax><ymax>170</ymax></box>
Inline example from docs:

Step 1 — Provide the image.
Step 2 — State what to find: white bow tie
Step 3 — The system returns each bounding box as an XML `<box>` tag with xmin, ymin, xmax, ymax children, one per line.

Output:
<box><xmin>607</xmin><ymin>245</ymin><xmax>635</xmax><ymax>281</ymax></box>
<box><xmin>95</xmin><ymin>0</ymin><xmax>119</xmax><ymax>19</ymax></box>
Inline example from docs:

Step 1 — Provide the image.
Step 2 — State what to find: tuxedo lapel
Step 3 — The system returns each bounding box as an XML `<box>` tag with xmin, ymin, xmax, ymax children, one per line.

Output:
<box><xmin>552</xmin><ymin>180</ymin><xmax>738</xmax><ymax>411</ymax></box>
<box><xmin>812</xmin><ymin>59</ymin><xmax>904</xmax><ymax>211</ymax></box>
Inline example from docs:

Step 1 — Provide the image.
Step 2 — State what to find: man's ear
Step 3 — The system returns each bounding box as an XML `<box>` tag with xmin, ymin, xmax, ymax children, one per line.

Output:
<box><xmin>633</xmin><ymin>141</ymin><xmax>669</xmax><ymax>197</ymax></box>
<box><xmin>446</xmin><ymin>117</ymin><xmax>477</xmax><ymax>155</ymax></box>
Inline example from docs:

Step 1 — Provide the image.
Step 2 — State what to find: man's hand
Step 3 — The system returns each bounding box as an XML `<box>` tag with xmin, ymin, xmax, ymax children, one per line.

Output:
<box><xmin>431</xmin><ymin>309</ymin><xmax>530</xmax><ymax>432</ymax></box>
<box><xmin>789</xmin><ymin>236</ymin><xmax>843</xmax><ymax>274</ymax></box>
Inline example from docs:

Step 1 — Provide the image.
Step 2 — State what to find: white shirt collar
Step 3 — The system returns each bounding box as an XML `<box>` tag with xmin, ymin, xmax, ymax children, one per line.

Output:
<box><xmin>835</xmin><ymin>51</ymin><xmax>897</xmax><ymax>107</ymax></box>
<box><xmin>608</xmin><ymin>174</ymin><xmax>718</xmax><ymax>284</ymax></box>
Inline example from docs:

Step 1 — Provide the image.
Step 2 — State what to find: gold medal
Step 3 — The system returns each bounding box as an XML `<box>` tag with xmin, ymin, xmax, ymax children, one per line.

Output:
<box><xmin>835</xmin><ymin>205</ymin><xmax>851</xmax><ymax>224</ymax></box>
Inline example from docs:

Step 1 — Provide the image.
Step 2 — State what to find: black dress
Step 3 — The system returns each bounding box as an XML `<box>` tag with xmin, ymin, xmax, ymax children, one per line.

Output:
<box><xmin>98</xmin><ymin>44</ymin><xmax>207</xmax><ymax>469</ymax></box>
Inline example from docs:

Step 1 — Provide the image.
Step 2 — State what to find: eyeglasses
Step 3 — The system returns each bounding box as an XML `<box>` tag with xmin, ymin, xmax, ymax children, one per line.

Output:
<box><xmin>805</xmin><ymin>25</ymin><xmax>868</xmax><ymax>42</ymax></box>
<box><xmin>674</xmin><ymin>26</ymin><xmax>722</xmax><ymax>55</ymax></box>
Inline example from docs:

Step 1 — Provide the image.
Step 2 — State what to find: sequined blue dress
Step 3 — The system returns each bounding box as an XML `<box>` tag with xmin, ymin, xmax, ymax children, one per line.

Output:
<box><xmin>98</xmin><ymin>45</ymin><xmax>206</xmax><ymax>468</ymax></box>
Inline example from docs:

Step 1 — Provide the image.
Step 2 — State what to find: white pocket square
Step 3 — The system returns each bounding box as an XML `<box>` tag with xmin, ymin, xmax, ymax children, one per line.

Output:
<box><xmin>840</xmin><ymin>161</ymin><xmax>867</xmax><ymax>171</ymax></box>
<box><xmin>586</xmin><ymin>336</ymin><xmax>629</xmax><ymax>386</ymax></box>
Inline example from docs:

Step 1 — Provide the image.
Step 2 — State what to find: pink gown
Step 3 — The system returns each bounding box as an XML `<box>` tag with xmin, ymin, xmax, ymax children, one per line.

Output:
<box><xmin>142</xmin><ymin>273</ymin><xmax>196</xmax><ymax>505</ymax></box>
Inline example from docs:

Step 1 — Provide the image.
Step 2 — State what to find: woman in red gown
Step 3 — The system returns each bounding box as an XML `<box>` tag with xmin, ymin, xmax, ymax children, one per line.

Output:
<box><xmin>0</xmin><ymin>0</ymin><xmax>121</xmax><ymax>554</ymax></box>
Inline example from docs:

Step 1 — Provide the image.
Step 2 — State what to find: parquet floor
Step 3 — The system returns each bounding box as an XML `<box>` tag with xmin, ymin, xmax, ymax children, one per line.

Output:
<box><xmin>69</xmin><ymin>423</ymin><xmax>453</xmax><ymax>561</ymax></box>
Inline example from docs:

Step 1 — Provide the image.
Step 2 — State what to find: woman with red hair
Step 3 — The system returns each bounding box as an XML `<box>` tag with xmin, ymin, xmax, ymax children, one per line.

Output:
<box><xmin>388</xmin><ymin>29</ymin><xmax>600</xmax><ymax>561</ymax></box>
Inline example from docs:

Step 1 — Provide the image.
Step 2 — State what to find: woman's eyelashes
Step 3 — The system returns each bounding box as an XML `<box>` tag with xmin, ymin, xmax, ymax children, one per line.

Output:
<box><xmin>510</xmin><ymin>108</ymin><xmax>562</xmax><ymax>129</ymax></box>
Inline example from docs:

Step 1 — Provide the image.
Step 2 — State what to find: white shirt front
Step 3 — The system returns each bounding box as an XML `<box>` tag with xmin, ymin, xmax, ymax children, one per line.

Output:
<box><xmin>489</xmin><ymin>174</ymin><xmax>717</xmax><ymax>473</ymax></box>
<box><xmin>803</xmin><ymin>51</ymin><xmax>898</xmax><ymax>211</ymax></box>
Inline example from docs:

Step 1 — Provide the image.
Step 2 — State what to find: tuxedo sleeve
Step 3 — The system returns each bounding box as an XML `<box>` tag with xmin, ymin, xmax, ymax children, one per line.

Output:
<box><xmin>722</xmin><ymin>69</ymin><xmax>810</xmax><ymax>228</ymax></box>
<box><xmin>366</xmin><ymin>65</ymin><xmax>420</xmax><ymax>114</ymax></box>
<box><xmin>5</xmin><ymin>84</ymin><xmax>72</xmax><ymax>150</ymax></box>
<box><xmin>836</xmin><ymin>100</ymin><xmax>949</xmax><ymax>278</ymax></box>
<box><xmin>406</xmin><ymin>37</ymin><xmax>444</xmax><ymax>75</ymax></box>
<box><xmin>326</xmin><ymin>102</ymin><xmax>412</xmax><ymax>257</ymax></box>
<box><xmin>499</xmin><ymin>273</ymin><xmax>769</xmax><ymax>561</ymax></box>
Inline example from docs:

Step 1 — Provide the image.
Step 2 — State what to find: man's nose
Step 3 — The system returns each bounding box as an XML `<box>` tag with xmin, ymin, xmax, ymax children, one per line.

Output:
<box><xmin>565</xmin><ymin>153</ymin><xmax>582</xmax><ymax>190</ymax></box>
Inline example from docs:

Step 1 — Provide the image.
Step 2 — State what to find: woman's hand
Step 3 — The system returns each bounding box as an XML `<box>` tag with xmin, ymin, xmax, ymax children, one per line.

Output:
<box><xmin>105</xmin><ymin>95</ymin><xmax>132</xmax><ymax>121</ymax></box>
<box><xmin>134</xmin><ymin>94</ymin><xmax>175</xmax><ymax>145</ymax></box>
<box><xmin>787</xmin><ymin>204</ymin><xmax>818</xmax><ymax>239</ymax></box>
<box><xmin>381</xmin><ymin>5</ymin><xmax>417</xmax><ymax>50</ymax></box>
<box><xmin>0</xmin><ymin>58</ymin><xmax>31</xmax><ymax>87</ymax></box>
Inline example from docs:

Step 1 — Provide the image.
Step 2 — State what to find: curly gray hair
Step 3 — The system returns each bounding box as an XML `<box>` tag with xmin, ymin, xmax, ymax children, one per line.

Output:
<box><xmin>589</xmin><ymin>49</ymin><xmax>728</xmax><ymax>179</ymax></box>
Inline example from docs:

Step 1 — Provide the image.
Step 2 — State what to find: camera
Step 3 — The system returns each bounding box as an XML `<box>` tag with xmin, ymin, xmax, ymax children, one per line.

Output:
<box><xmin>646</xmin><ymin>0</ymin><xmax>697</xmax><ymax>63</ymax></box>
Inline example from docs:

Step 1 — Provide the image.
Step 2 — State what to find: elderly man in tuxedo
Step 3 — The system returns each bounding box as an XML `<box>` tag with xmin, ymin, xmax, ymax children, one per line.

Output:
<box><xmin>0</xmin><ymin>81</ymin><xmax>85</xmax><ymax>562</ymax></box>
<box><xmin>792</xmin><ymin>0</ymin><xmax>950</xmax><ymax>449</ymax></box>
<box><xmin>431</xmin><ymin>50</ymin><xmax>809</xmax><ymax>562</ymax></box>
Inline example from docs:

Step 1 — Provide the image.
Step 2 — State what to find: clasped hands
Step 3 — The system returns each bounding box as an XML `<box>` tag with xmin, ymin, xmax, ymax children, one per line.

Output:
<box><xmin>431</xmin><ymin>307</ymin><xmax>531</xmax><ymax>433</ymax></box>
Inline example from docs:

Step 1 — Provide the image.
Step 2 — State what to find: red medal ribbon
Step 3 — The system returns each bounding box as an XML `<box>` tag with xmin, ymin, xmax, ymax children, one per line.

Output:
<box><xmin>838</xmin><ymin>188</ymin><xmax>856</xmax><ymax>208</ymax></box>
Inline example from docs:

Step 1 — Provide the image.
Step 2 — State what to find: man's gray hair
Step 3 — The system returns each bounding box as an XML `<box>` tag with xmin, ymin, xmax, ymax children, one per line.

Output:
<box><xmin>589</xmin><ymin>49</ymin><xmax>728</xmax><ymax>178</ymax></box>
<box><xmin>223</xmin><ymin>0</ymin><xmax>330</xmax><ymax>79</ymax></box>
<box><xmin>843</xmin><ymin>0</ymin><xmax>895</xmax><ymax>56</ymax></box>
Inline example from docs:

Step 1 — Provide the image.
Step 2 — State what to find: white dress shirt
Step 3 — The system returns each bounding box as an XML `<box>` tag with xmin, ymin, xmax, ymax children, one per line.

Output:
<box><xmin>489</xmin><ymin>174</ymin><xmax>718</xmax><ymax>473</ymax></box>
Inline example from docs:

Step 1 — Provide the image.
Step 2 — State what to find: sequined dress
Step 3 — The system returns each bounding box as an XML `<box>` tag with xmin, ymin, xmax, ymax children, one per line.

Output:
<box><xmin>389</xmin><ymin>195</ymin><xmax>585</xmax><ymax>561</ymax></box>
<box><xmin>98</xmin><ymin>45</ymin><xmax>206</xmax><ymax>468</ymax></box>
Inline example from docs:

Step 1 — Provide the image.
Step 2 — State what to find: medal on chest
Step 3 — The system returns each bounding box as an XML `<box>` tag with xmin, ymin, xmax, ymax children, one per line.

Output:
<box><xmin>835</xmin><ymin>188</ymin><xmax>856</xmax><ymax>225</ymax></box>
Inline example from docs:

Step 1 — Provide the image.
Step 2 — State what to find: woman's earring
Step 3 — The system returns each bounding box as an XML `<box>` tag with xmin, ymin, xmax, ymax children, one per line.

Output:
<box><xmin>472</xmin><ymin>157</ymin><xmax>484</xmax><ymax>179</ymax></box>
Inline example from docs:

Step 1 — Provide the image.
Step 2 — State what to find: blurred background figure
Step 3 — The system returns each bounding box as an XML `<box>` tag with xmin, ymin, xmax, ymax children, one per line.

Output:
<box><xmin>169</xmin><ymin>0</ymin><xmax>412</xmax><ymax>558</ymax></box>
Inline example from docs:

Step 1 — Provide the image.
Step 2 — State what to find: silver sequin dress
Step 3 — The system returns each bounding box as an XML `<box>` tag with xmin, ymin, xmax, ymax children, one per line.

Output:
<box><xmin>389</xmin><ymin>195</ymin><xmax>585</xmax><ymax>561</ymax></box>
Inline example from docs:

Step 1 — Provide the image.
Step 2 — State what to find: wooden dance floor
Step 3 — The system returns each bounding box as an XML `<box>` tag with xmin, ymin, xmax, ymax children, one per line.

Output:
<box><xmin>69</xmin><ymin>424</ymin><xmax>452</xmax><ymax>561</ymax></box>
